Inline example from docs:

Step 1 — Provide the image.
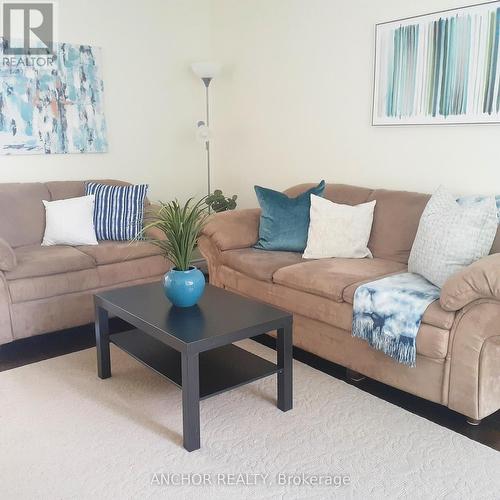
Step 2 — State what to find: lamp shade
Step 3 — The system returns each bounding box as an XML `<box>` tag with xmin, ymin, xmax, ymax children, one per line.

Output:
<box><xmin>191</xmin><ymin>62</ymin><xmax>221</xmax><ymax>80</ymax></box>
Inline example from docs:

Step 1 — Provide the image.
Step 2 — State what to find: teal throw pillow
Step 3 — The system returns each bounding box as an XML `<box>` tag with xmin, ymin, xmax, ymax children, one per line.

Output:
<box><xmin>254</xmin><ymin>180</ymin><xmax>326</xmax><ymax>252</ymax></box>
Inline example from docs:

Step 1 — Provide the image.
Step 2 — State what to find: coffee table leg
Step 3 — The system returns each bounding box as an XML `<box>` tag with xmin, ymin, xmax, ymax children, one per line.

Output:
<box><xmin>277</xmin><ymin>324</ymin><xmax>293</xmax><ymax>411</ymax></box>
<box><xmin>95</xmin><ymin>304</ymin><xmax>111</xmax><ymax>379</ymax></box>
<box><xmin>181</xmin><ymin>352</ymin><xmax>200</xmax><ymax>452</ymax></box>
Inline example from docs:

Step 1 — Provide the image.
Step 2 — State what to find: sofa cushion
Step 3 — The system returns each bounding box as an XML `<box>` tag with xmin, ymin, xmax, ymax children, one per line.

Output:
<box><xmin>85</xmin><ymin>182</ymin><xmax>149</xmax><ymax>241</ymax></box>
<box><xmin>490</xmin><ymin>227</ymin><xmax>500</xmax><ymax>254</ymax></box>
<box><xmin>303</xmin><ymin>196</ymin><xmax>376</xmax><ymax>259</ymax></box>
<box><xmin>254</xmin><ymin>180</ymin><xmax>325</xmax><ymax>252</ymax></box>
<box><xmin>77</xmin><ymin>241</ymin><xmax>162</xmax><ymax>265</ymax></box>
<box><xmin>9</xmin><ymin>275</ymin><xmax>166</xmax><ymax>340</ymax></box>
<box><xmin>221</xmin><ymin>248</ymin><xmax>304</xmax><ymax>282</ymax></box>
<box><xmin>280</xmin><ymin>183</ymin><xmax>500</xmax><ymax>260</ymax></box>
<box><xmin>0</xmin><ymin>183</ymin><xmax>51</xmax><ymax>248</ymax></box>
<box><xmin>42</xmin><ymin>195</ymin><xmax>98</xmax><ymax>246</ymax></box>
<box><xmin>342</xmin><ymin>281</ymin><xmax>455</xmax><ymax>331</ymax></box>
<box><xmin>408</xmin><ymin>187</ymin><xmax>498</xmax><ymax>288</ymax></box>
<box><xmin>284</xmin><ymin>183</ymin><xmax>373</xmax><ymax>206</ymax></box>
<box><xmin>219</xmin><ymin>265</ymin><xmax>450</xmax><ymax>360</ymax></box>
<box><xmin>273</xmin><ymin>258</ymin><xmax>406</xmax><ymax>302</ymax></box>
<box><xmin>5</xmin><ymin>246</ymin><xmax>96</xmax><ymax>281</ymax></box>
<box><xmin>97</xmin><ymin>255</ymin><xmax>169</xmax><ymax>287</ymax></box>
<box><xmin>8</xmin><ymin>269</ymin><xmax>100</xmax><ymax>303</ymax></box>
<box><xmin>367</xmin><ymin>189</ymin><xmax>430</xmax><ymax>264</ymax></box>
<box><xmin>45</xmin><ymin>179</ymin><xmax>135</xmax><ymax>202</ymax></box>
<box><xmin>45</xmin><ymin>180</ymin><xmax>91</xmax><ymax>201</ymax></box>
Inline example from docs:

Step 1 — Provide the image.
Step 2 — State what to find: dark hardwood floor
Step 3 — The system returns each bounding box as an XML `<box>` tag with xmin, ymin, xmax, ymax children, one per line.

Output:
<box><xmin>0</xmin><ymin>319</ymin><xmax>129</xmax><ymax>371</ymax></box>
<box><xmin>1</xmin><ymin>323</ymin><xmax>499</xmax><ymax>452</ymax></box>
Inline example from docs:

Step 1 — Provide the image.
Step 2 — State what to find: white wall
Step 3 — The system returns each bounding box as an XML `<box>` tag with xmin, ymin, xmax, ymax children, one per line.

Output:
<box><xmin>211</xmin><ymin>0</ymin><xmax>500</xmax><ymax>207</ymax></box>
<box><xmin>0</xmin><ymin>0</ymin><xmax>212</xmax><ymax>201</ymax></box>
<box><xmin>3</xmin><ymin>0</ymin><xmax>498</xmax><ymax>207</ymax></box>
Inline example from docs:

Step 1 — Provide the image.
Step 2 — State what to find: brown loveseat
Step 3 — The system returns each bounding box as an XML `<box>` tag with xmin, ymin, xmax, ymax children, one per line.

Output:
<box><xmin>199</xmin><ymin>183</ymin><xmax>500</xmax><ymax>424</ymax></box>
<box><xmin>0</xmin><ymin>180</ymin><xmax>170</xmax><ymax>345</ymax></box>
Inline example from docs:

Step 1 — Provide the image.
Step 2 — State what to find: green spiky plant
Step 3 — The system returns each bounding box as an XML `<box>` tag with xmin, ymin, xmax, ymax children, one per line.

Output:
<box><xmin>140</xmin><ymin>198</ymin><xmax>209</xmax><ymax>271</ymax></box>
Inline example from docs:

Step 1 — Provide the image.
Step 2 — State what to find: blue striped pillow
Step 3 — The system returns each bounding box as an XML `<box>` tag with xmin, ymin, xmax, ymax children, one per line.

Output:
<box><xmin>85</xmin><ymin>182</ymin><xmax>148</xmax><ymax>241</ymax></box>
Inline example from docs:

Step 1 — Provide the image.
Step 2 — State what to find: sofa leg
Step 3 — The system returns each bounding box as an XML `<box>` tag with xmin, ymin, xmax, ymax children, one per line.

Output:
<box><xmin>346</xmin><ymin>369</ymin><xmax>366</xmax><ymax>382</ymax></box>
<box><xmin>466</xmin><ymin>417</ymin><xmax>482</xmax><ymax>426</ymax></box>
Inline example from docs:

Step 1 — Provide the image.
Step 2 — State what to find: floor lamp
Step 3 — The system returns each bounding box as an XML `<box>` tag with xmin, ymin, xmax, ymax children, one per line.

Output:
<box><xmin>191</xmin><ymin>62</ymin><xmax>221</xmax><ymax>198</ymax></box>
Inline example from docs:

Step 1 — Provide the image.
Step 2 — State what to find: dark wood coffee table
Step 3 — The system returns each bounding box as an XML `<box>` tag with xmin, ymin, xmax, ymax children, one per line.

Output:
<box><xmin>94</xmin><ymin>282</ymin><xmax>293</xmax><ymax>451</ymax></box>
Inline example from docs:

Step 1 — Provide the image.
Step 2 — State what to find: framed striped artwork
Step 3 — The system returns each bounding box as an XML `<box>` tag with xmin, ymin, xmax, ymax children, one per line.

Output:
<box><xmin>373</xmin><ymin>1</ymin><xmax>500</xmax><ymax>125</ymax></box>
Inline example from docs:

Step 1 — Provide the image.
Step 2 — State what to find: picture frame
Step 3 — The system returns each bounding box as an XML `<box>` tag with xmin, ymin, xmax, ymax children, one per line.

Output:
<box><xmin>373</xmin><ymin>1</ymin><xmax>500</xmax><ymax>125</ymax></box>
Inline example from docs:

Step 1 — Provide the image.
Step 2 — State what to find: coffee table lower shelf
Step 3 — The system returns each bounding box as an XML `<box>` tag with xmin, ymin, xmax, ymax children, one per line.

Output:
<box><xmin>110</xmin><ymin>329</ymin><xmax>280</xmax><ymax>400</ymax></box>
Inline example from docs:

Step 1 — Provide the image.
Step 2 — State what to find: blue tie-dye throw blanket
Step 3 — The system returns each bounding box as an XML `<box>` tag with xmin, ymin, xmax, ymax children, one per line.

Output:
<box><xmin>352</xmin><ymin>273</ymin><xmax>440</xmax><ymax>367</ymax></box>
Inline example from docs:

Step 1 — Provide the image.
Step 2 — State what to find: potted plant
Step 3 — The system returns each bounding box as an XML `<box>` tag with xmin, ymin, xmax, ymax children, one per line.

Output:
<box><xmin>206</xmin><ymin>189</ymin><xmax>238</xmax><ymax>213</ymax></box>
<box><xmin>141</xmin><ymin>198</ymin><xmax>209</xmax><ymax>307</ymax></box>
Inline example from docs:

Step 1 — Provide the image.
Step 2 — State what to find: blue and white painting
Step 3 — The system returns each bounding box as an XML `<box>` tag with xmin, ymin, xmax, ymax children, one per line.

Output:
<box><xmin>373</xmin><ymin>2</ymin><xmax>500</xmax><ymax>125</ymax></box>
<box><xmin>0</xmin><ymin>40</ymin><xmax>107</xmax><ymax>154</ymax></box>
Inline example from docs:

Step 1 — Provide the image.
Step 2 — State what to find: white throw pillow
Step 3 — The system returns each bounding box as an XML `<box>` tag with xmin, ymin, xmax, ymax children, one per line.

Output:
<box><xmin>42</xmin><ymin>195</ymin><xmax>98</xmax><ymax>246</ymax></box>
<box><xmin>303</xmin><ymin>195</ymin><xmax>376</xmax><ymax>259</ymax></box>
<box><xmin>408</xmin><ymin>186</ymin><xmax>498</xmax><ymax>288</ymax></box>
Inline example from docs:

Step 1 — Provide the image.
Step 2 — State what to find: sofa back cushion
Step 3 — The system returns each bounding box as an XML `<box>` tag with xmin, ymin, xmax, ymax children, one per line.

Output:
<box><xmin>285</xmin><ymin>183</ymin><xmax>431</xmax><ymax>264</ymax></box>
<box><xmin>45</xmin><ymin>179</ymin><xmax>135</xmax><ymax>201</ymax></box>
<box><xmin>45</xmin><ymin>181</ymin><xmax>88</xmax><ymax>201</ymax></box>
<box><xmin>285</xmin><ymin>183</ymin><xmax>373</xmax><ymax>206</ymax></box>
<box><xmin>367</xmin><ymin>189</ymin><xmax>431</xmax><ymax>264</ymax></box>
<box><xmin>0</xmin><ymin>180</ymin><xmax>147</xmax><ymax>248</ymax></box>
<box><xmin>0</xmin><ymin>183</ymin><xmax>51</xmax><ymax>248</ymax></box>
<box><xmin>286</xmin><ymin>183</ymin><xmax>500</xmax><ymax>261</ymax></box>
<box><xmin>490</xmin><ymin>230</ymin><xmax>500</xmax><ymax>254</ymax></box>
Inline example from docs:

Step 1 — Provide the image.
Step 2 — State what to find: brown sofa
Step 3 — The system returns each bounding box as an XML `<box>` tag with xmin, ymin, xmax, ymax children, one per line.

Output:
<box><xmin>0</xmin><ymin>180</ymin><xmax>170</xmax><ymax>345</ymax></box>
<box><xmin>199</xmin><ymin>183</ymin><xmax>500</xmax><ymax>424</ymax></box>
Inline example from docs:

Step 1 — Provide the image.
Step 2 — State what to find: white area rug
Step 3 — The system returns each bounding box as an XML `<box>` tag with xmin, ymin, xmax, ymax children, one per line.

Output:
<box><xmin>1</xmin><ymin>340</ymin><xmax>499</xmax><ymax>500</ymax></box>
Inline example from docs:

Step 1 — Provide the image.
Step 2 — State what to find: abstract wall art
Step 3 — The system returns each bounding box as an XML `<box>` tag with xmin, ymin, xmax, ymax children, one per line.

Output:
<box><xmin>0</xmin><ymin>40</ymin><xmax>108</xmax><ymax>154</ymax></box>
<box><xmin>373</xmin><ymin>2</ymin><xmax>500</xmax><ymax>125</ymax></box>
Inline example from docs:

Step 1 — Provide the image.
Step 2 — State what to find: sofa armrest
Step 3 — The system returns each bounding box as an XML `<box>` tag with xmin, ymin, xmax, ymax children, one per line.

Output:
<box><xmin>440</xmin><ymin>254</ymin><xmax>500</xmax><ymax>312</ymax></box>
<box><xmin>202</xmin><ymin>209</ymin><xmax>261</xmax><ymax>251</ymax></box>
<box><xmin>0</xmin><ymin>238</ymin><xmax>16</xmax><ymax>272</ymax></box>
<box><xmin>447</xmin><ymin>300</ymin><xmax>500</xmax><ymax>420</ymax></box>
<box><xmin>0</xmin><ymin>272</ymin><xmax>13</xmax><ymax>345</ymax></box>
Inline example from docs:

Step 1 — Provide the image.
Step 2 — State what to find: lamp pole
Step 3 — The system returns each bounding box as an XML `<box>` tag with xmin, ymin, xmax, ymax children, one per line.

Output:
<box><xmin>191</xmin><ymin>62</ymin><xmax>220</xmax><ymax>199</ymax></box>
<box><xmin>203</xmin><ymin>77</ymin><xmax>212</xmax><ymax>198</ymax></box>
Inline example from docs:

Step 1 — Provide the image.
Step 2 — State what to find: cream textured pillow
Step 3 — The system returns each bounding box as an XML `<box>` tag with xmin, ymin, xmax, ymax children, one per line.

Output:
<box><xmin>303</xmin><ymin>195</ymin><xmax>376</xmax><ymax>259</ymax></box>
<box><xmin>408</xmin><ymin>186</ymin><xmax>498</xmax><ymax>288</ymax></box>
<box><xmin>42</xmin><ymin>195</ymin><xmax>98</xmax><ymax>246</ymax></box>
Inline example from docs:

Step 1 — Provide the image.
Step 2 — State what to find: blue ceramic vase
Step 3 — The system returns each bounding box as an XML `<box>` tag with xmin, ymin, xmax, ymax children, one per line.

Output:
<box><xmin>163</xmin><ymin>267</ymin><xmax>205</xmax><ymax>308</ymax></box>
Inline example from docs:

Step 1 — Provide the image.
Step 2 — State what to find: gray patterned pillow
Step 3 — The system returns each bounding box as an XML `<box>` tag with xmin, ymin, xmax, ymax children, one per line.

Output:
<box><xmin>408</xmin><ymin>186</ymin><xmax>498</xmax><ymax>288</ymax></box>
